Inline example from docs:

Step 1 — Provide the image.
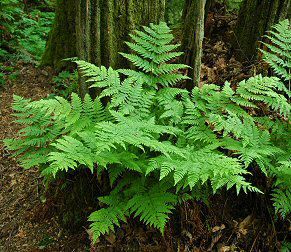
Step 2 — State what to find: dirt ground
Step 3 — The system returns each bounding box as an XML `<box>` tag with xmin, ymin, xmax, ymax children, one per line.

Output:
<box><xmin>0</xmin><ymin>63</ymin><xmax>87</xmax><ymax>251</ymax></box>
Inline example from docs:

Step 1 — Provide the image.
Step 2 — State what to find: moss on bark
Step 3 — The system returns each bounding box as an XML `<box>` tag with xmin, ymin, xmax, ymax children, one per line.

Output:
<box><xmin>234</xmin><ymin>0</ymin><xmax>290</xmax><ymax>62</ymax></box>
<box><xmin>41</xmin><ymin>0</ymin><xmax>77</xmax><ymax>70</ymax></box>
<box><xmin>42</xmin><ymin>0</ymin><xmax>165</xmax><ymax>96</ymax></box>
<box><xmin>42</xmin><ymin>0</ymin><xmax>165</xmax><ymax>71</ymax></box>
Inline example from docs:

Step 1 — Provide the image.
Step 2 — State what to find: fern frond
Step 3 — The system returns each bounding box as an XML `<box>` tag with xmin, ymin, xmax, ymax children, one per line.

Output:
<box><xmin>121</xmin><ymin>22</ymin><xmax>189</xmax><ymax>89</ymax></box>
<box><xmin>236</xmin><ymin>75</ymin><xmax>290</xmax><ymax>117</ymax></box>
<box><xmin>148</xmin><ymin>147</ymin><xmax>258</xmax><ymax>194</ymax></box>
<box><xmin>127</xmin><ymin>182</ymin><xmax>177</xmax><ymax>233</ymax></box>
<box><xmin>272</xmin><ymin>189</ymin><xmax>291</xmax><ymax>218</ymax></box>
<box><xmin>89</xmin><ymin>195</ymin><xmax>127</xmax><ymax>242</ymax></box>
<box><xmin>261</xmin><ymin>19</ymin><xmax>291</xmax><ymax>81</ymax></box>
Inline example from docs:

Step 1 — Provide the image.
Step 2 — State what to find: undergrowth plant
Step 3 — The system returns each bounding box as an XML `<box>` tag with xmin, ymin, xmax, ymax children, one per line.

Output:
<box><xmin>5</xmin><ymin>21</ymin><xmax>290</xmax><ymax>241</ymax></box>
<box><xmin>217</xmin><ymin>0</ymin><xmax>244</xmax><ymax>11</ymax></box>
<box><xmin>0</xmin><ymin>0</ymin><xmax>54</xmax><ymax>62</ymax></box>
<box><xmin>0</xmin><ymin>0</ymin><xmax>22</xmax><ymax>59</ymax></box>
<box><xmin>260</xmin><ymin>19</ymin><xmax>291</xmax><ymax>218</ymax></box>
<box><xmin>261</xmin><ymin>19</ymin><xmax>291</xmax><ymax>83</ymax></box>
<box><xmin>52</xmin><ymin>70</ymin><xmax>78</xmax><ymax>98</ymax></box>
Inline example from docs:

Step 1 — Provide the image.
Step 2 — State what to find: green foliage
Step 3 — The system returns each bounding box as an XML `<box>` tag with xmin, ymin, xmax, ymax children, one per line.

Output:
<box><xmin>281</xmin><ymin>241</ymin><xmax>291</xmax><ymax>252</ymax></box>
<box><xmin>4</xmin><ymin>93</ymin><xmax>108</xmax><ymax>170</ymax></box>
<box><xmin>5</xmin><ymin>22</ymin><xmax>291</xmax><ymax>241</ymax></box>
<box><xmin>261</xmin><ymin>19</ymin><xmax>291</xmax><ymax>82</ymax></box>
<box><xmin>0</xmin><ymin>72</ymin><xmax>5</xmax><ymax>87</ymax></box>
<box><xmin>0</xmin><ymin>64</ymin><xmax>6</xmax><ymax>87</ymax></box>
<box><xmin>52</xmin><ymin>70</ymin><xmax>78</xmax><ymax>98</ymax></box>
<box><xmin>0</xmin><ymin>63</ymin><xmax>19</xmax><ymax>88</ymax></box>
<box><xmin>165</xmin><ymin>0</ymin><xmax>184</xmax><ymax>26</ymax></box>
<box><xmin>0</xmin><ymin>0</ymin><xmax>22</xmax><ymax>32</ymax></box>
<box><xmin>0</xmin><ymin>0</ymin><xmax>54</xmax><ymax>62</ymax></box>
<box><xmin>225</xmin><ymin>0</ymin><xmax>243</xmax><ymax>11</ymax></box>
<box><xmin>216</xmin><ymin>0</ymin><xmax>243</xmax><ymax>11</ymax></box>
<box><xmin>89</xmin><ymin>178</ymin><xmax>178</xmax><ymax>241</ymax></box>
<box><xmin>0</xmin><ymin>0</ymin><xmax>22</xmax><ymax>59</ymax></box>
<box><xmin>15</xmin><ymin>10</ymin><xmax>55</xmax><ymax>61</ymax></box>
<box><xmin>259</xmin><ymin>19</ymin><xmax>291</xmax><ymax>216</ymax></box>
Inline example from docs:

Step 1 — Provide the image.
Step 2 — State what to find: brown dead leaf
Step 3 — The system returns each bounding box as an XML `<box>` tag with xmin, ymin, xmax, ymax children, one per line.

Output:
<box><xmin>239</xmin><ymin>215</ymin><xmax>253</xmax><ymax>229</ymax></box>
<box><xmin>218</xmin><ymin>245</ymin><xmax>231</xmax><ymax>252</ymax></box>
<box><xmin>16</xmin><ymin>229</ymin><xmax>26</xmax><ymax>238</ymax></box>
<box><xmin>237</xmin><ymin>215</ymin><xmax>254</xmax><ymax>236</ymax></box>
<box><xmin>11</xmin><ymin>179</ymin><xmax>17</xmax><ymax>186</ymax></box>
<box><xmin>213</xmin><ymin>41</ymin><xmax>227</xmax><ymax>53</ymax></box>
<box><xmin>216</xmin><ymin>58</ymin><xmax>227</xmax><ymax>70</ymax></box>
<box><xmin>201</xmin><ymin>64</ymin><xmax>217</xmax><ymax>83</ymax></box>
<box><xmin>212</xmin><ymin>224</ymin><xmax>226</xmax><ymax>233</ymax></box>
<box><xmin>105</xmin><ymin>231</ymin><xmax>116</xmax><ymax>244</ymax></box>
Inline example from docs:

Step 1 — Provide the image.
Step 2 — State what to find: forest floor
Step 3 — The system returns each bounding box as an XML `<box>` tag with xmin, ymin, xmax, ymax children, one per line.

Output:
<box><xmin>0</xmin><ymin>64</ymin><xmax>264</xmax><ymax>252</ymax></box>
<box><xmin>0</xmin><ymin>63</ymin><xmax>87</xmax><ymax>251</ymax></box>
<box><xmin>0</xmin><ymin>8</ymin><xmax>288</xmax><ymax>252</ymax></box>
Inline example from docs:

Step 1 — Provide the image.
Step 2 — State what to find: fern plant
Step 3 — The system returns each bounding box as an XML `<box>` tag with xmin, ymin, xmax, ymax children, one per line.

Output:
<box><xmin>260</xmin><ymin>19</ymin><xmax>291</xmax><ymax>217</ymax></box>
<box><xmin>0</xmin><ymin>0</ymin><xmax>54</xmax><ymax>62</ymax></box>
<box><xmin>261</xmin><ymin>19</ymin><xmax>291</xmax><ymax>82</ymax></box>
<box><xmin>5</xmin><ymin>21</ymin><xmax>291</xmax><ymax>242</ymax></box>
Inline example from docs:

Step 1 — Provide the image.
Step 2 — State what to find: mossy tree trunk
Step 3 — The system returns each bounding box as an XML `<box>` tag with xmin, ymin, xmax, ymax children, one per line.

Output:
<box><xmin>234</xmin><ymin>0</ymin><xmax>290</xmax><ymax>62</ymax></box>
<box><xmin>181</xmin><ymin>0</ymin><xmax>207</xmax><ymax>89</ymax></box>
<box><xmin>42</xmin><ymin>0</ymin><xmax>165</xmax><ymax>97</ymax></box>
<box><xmin>41</xmin><ymin>0</ymin><xmax>78</xmax><ymax>70</ymax></box>
<box><xmin>42</xmin><ymin>0</ymin><xmax>165</xmax><ymax>70</ymax></box>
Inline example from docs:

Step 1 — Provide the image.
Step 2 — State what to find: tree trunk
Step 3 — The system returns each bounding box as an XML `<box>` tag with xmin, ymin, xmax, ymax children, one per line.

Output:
<box><xmin>41</xmin><ymin>0</ymin><xmax>77</xmax><ymax>70</ymax></box>
<box><xmin>181</xmin><ymin>0</ymin><xmax>206</xmax><ymax>89</ymax></box>
<box><xmin>234</xmin><ymin>0</ymin><xmax>290</xmax><ymax>62</ymax></box>
<box><xmin>42</xmin><ymin>0</ymin><xmax>165</xmax><ymax>71</ymax></box>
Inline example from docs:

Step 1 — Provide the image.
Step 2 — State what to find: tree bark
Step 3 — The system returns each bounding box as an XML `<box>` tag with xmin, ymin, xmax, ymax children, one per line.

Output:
<box><xmin>234</xmin><ymin>0</ymin><xmax>290</xmax><ymax>62</ymax></box>
<box><xmin>41</xmin><ymin>0</ymin><xmax>77</xmax><ymax>70</ymax></box>
<box><xmin>42</xmin><ymin>0</ymin><xmax>165</xmax><ymax>71</ymax></box>
<box><xmin>181</xmin><ymin>0</ymin><xmax>206</xmax><ymax>89</ymax></box>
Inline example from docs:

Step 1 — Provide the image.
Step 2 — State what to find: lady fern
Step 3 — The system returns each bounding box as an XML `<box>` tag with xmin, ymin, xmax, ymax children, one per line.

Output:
<box><xmin>5</xmin><ymin>21</ymin><xmax>291</xmax><ymax>241</ymax></box>
<box><xmin>261</xmin><ymin>19</ymin><xmax>291</xmax><ymax>82</ymax></box>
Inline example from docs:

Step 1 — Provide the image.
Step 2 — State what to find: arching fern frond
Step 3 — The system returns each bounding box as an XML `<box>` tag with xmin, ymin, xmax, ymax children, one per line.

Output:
<box><xmin>261</xmin><ymin>19</ymin><xmax>291</xmax><ymax>81</ymax></box>
<box><xmin>120</xmin><ymin>22</ymin><xmax>190</xmax><ymax>89</ymax></box>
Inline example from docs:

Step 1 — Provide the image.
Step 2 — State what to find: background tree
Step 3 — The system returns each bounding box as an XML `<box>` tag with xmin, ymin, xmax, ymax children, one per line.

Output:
<box><xmin>42</xmin><ymin>0</ymin><xmax>165</xmax><ymax>71</ymax></box>
<box><xmin>181</xmin><ymin>0</ymin><xmax>207</xmax><ymax>89</ymax></box>
<box><xmin>234</xmin><ymin>0</ymin><xmax>290</xmax><ymax>61</ymax></box>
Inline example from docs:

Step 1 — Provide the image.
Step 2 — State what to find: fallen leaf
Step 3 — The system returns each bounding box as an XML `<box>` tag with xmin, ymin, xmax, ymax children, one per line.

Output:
<box><xmin>16</xmin><ymin>229</ymin><xmax>26</xmax><ymax>238</ymax></box>
<box><xmin>212</xmin><ymin>224</ymin><xmax>226</xmax><ymax>233</ymax></box>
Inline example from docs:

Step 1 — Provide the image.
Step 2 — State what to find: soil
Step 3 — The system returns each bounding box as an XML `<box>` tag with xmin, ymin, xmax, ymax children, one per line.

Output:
<box><xmin>0</xmin><ymin>63</ymin><xmax>87</xmax><ymax>251</ymax></box>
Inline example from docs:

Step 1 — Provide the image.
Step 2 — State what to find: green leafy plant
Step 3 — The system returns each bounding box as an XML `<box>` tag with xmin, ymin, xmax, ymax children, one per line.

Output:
<box><xmin>0</xmin><ymin>0</ymin><xmax>54</xmax><ymax>62</ymax></box>
<box><xmin>165</xmin><ymin>0</ymin><xmax>184</xmax><ymax>26</ymax></box>
<box><xmin>5</xmin><ymin>22</ymin><xmax>291</xmax><ymax>242</ymax></box>
<box><xmin>261</xmin><ymin>19</ymin><xmax>291</xmax><ymax>82</ymax></box>
<box><xmin>0</xmin><ymin>64</ymin><xmax>17</xmax><ymax>88</ymax></box>
<box><xmin>260</xmin><ymin>19</ymin><xmax>291</xmax><ymax>217</ymax></box>
<box><xmin>226</xmin><ymin>0</ymin><xmax>243</xmax><ymax>10</ymax></box>
<box><xmin>15</xmin><ymin>10</ymin><xmax>55</xmax><ymax>61</ymax></box>
<box><xmin>52</xmin><ymin>70</ymin><xmax>78</xmax><ymax>98</ymax></box>
<box><xmin>281</xmin><ymin>241</ymin><xmax>291</xmax><ymax>252</ymax></box>
<box><xmin>0</xmin><ymin>0</ymin><xmax>23</xmax><ymax>59</ymax></box>
<box><xmin>217</xmin><ymin>0</ymin><xmax>244</xmax><ymax>11</ymax></box>
<box><xmin>0</xmin><ymin>72</ymin><xmax>5</xmax><ymax>87</ymax></box>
